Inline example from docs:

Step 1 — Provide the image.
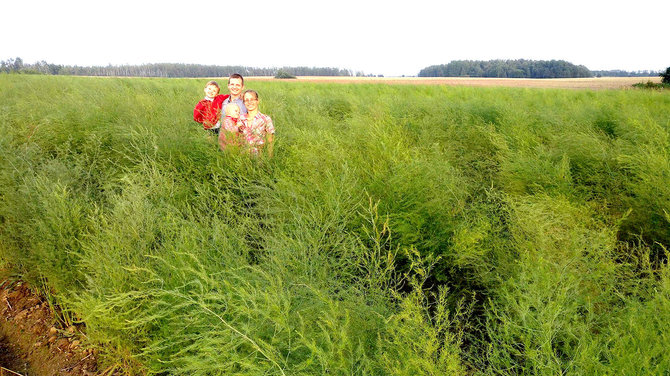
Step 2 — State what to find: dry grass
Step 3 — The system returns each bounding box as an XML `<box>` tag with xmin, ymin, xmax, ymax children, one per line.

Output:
<box><xmin>247</xmin><ymin>76</ymin><xmax>661</xmax><ymax>90</ymax></box>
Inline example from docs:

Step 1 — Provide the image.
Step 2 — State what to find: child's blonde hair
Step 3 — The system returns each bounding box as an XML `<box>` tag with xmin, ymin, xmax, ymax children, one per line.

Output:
<box><xmin>224</xmin><ymin>103</ymin><xmax>240</xmax><ymax>116</ymax></box>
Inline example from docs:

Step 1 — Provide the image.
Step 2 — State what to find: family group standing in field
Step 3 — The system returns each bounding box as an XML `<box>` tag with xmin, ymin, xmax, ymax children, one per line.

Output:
<box><xmin>193</xmin><ymin>73</ymin><xmax>274</xmax><ymax>157</ymax></box>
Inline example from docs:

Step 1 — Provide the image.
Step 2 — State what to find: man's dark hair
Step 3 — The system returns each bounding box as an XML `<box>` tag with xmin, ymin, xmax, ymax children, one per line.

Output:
<box><xmin>229</xmin><ymin>73</ymin><xmax>244</xmax><ymax>85</ymax></box>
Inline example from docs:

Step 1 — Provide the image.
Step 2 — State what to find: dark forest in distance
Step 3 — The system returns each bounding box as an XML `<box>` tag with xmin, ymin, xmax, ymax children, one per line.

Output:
<box><xmin>0</xmin><ymin>57</ymin><xmax>661</xmax><ymax>78</ymax></box>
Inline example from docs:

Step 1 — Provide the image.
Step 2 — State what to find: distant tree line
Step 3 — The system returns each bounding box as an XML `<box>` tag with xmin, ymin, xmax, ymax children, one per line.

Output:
<box><xmin>419</xmin><ymin>59</ymin><xmax>660</xmax><ymax>78</ymax></box>
<box><xmin>419</xmin><ymin>60</ymin><xmax>663</xmax><ymax>78</ymax></box>
<box><xmin>2</xmin><ymin>57</ymin><xmax>659</xmax><ymax>79</ymax></box>
<box><xmin>0</xmin><ymin>57</ymin><xmax>354</xmax><ymax>77</ymax></box>
<box><xmin>418</xmin><ymin>59</ymin><xmax>594</xmax><ymax>78</ymax></box>
<box><xmin>591</xmin><ymin>69</ymin><xmax>661</xmax><ymax>77</ymax></box>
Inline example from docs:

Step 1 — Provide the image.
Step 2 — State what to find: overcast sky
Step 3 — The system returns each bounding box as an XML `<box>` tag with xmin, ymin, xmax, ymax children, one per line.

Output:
<box><xmin>2</xmin><ymin>0</ymin><xmax>667</xmax><ymax>77</ymax></box>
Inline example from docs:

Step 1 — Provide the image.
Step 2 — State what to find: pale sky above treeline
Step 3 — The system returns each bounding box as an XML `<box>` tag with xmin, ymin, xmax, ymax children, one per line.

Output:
<box><xmin>2</xmin><ymin>0</ymin><xmax>666</xmax><ymax>77</ymax></box>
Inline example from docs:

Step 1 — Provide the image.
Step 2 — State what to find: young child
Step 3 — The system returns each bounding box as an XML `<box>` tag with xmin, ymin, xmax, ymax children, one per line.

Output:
<box><xmin>218</xmin><ymin>103</ymin><xmax>242</xmax><ymax>150</ymax></box>
<box><xmin>193</xmin><ymin>81</ymin><xmax>229</xmax><ymax>134</ymax></box>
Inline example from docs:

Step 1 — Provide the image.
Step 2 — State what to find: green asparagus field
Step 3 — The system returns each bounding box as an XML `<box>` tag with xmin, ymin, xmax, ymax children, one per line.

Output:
<box><xmin>1</xmin><ymin>74</ymin><xmax>669</xmax><ymax>375</ymax></box>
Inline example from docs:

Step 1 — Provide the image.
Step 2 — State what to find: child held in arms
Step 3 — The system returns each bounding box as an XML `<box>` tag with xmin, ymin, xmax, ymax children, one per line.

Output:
<box><xmin>218</xmin><ymin>103</ymin><xmax>242</xmax><ymax>151</ymax></box>
<box><xmin>193</xmin><ymin>81</ymin><xmax>229</xmax><ymax>134</ymax></box>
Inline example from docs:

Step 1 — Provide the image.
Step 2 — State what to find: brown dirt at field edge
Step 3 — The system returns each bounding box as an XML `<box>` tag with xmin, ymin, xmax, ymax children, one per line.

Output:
<box><xmin>0</xmin><ymin>278</ymin><xmax>100</xmax><ymax>375</ymax></box>
<box><xmin>1</xmin><ymin>333</ymin><xmax>32</xmax><ymax>375</ymax></box>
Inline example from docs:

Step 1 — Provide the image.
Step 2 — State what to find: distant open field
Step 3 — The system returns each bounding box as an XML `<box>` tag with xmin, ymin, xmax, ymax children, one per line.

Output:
<box><xmin>247</xmin><ymin>75</ymin><xmax>661</xmax><ymax>89</ymax></box>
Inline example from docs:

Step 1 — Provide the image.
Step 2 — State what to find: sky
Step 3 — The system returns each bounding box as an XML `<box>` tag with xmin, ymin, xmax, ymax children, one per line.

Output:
<box><xmin>2</xmin><ymin>0</ymin><xmax>667</xmax><ymax>77</ymax></box>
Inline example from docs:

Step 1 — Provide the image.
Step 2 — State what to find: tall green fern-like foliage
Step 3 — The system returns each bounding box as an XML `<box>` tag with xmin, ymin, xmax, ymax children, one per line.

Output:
<box><xmin>1</xmin><ymin>75</ymin><xmax>669</xmax><ymax>375</ymax></box>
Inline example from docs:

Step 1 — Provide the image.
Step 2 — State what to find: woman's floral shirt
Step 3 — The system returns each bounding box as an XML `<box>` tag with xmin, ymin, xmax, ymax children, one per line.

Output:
<box><xmin>239</xmin><ymin>112</ymin><xmax>274</xmax><ymax>153</ymax></box>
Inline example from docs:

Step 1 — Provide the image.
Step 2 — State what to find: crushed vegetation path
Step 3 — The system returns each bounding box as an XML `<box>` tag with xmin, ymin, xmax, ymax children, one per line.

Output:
<box><xmin>0</xmin><ymin>277</ymin><xmax>99</xmax><ymax>375</ymax></box>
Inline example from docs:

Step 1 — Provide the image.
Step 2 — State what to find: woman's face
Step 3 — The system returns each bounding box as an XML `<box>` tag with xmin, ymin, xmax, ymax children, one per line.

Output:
<box><xmin>243</xmin><ymin>92</ymin><xmax>258</xmax><ymax>112</ymax></box>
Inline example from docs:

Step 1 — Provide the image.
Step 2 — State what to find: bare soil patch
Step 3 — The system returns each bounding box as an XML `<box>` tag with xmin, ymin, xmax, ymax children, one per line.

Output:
<box><xmin>247</xmin><ymin>76</ymin><xmax>661</xmax><ymax>90</ymax></box>
<box><xmin>0</xmin><ymin>277</ymin><xmax>99</xmax><ymax>375</ymax></box>
<box><xmin>1</xmin><ymin>333</ymin><xmax>31</xmax><ymax>375</ymax></box>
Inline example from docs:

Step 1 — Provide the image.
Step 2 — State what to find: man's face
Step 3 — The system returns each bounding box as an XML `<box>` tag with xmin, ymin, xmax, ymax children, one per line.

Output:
<box><xmin>228</xmin><ymin>78</ymin><xmax>243</xmax><ymax>97</ymax></box>
<box><xmin>204</xmin><ymin>84</ymin><xmax>219</xmax><ymax>98</ymax></box>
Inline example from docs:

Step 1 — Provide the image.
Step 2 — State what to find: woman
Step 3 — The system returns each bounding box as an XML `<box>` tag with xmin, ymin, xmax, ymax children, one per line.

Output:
<box><xmin>238</xmin><ymin>90</ymin><xmax>275</xmax><ymax>157</ymax></box>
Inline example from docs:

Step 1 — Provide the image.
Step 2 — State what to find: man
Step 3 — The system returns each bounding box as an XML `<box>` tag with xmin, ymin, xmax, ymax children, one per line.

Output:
<box><xmin>220</xmin><ymin>73</ymin><xmax>247</xmax><ymax>116</ymax></box>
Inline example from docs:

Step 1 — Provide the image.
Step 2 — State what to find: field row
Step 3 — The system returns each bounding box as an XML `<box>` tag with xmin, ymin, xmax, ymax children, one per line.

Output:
<box><xmin>0</xmin><ymin>75</ymin><xmax>668</xmax><ymax>375</ymax></box>
<box><xmin>245</xmin><ymin>75</ymin><xmax>662</xmax><ymax>89</ymax></box>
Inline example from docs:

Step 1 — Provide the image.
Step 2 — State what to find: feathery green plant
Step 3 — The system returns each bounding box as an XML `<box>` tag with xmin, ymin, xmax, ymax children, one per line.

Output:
<box><xmin>1</xmin><ymin>75</ymin><xmax>669</xmax><ymax>375</ymax></box>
